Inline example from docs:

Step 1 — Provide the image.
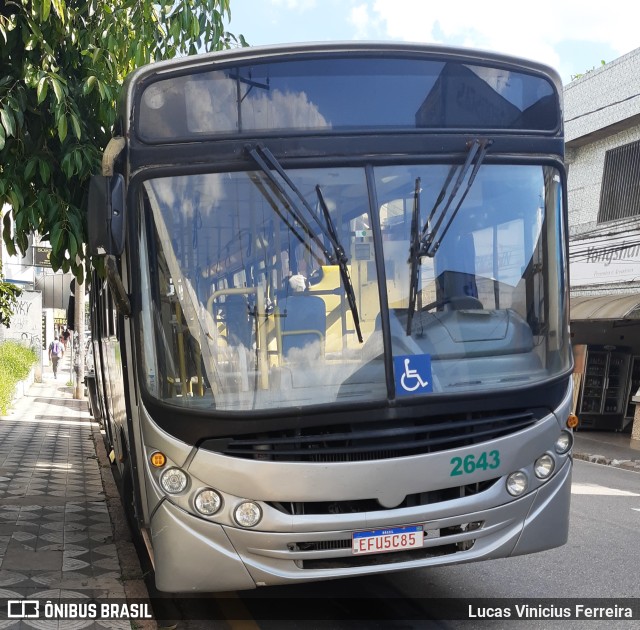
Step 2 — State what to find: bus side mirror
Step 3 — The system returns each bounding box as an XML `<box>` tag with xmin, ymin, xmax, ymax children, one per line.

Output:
<box><xmin>88</xmin><ymin>174</ymin><xmax>126</xmax><ymax>256</ymax></box>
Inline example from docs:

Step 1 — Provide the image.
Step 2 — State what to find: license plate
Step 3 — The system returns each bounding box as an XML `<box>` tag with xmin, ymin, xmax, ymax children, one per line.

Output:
<box><xmin>352</xmin><ymin>525</ymin><xmax>423</xmax><ymax>555</ymax></box>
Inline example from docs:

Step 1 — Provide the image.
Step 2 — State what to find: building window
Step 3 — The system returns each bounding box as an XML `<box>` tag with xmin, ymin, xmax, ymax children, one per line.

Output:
<box><xmin>598</xmin><ymin>139</ymin><xmax>640</xmax><ymax>223</ymax></box>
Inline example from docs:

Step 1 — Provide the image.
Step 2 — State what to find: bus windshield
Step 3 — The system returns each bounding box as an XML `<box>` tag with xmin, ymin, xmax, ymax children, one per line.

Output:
<box><xmin>137</xmin><ymin>162</ymin><xmax>570</xmax><ymax>412</ymax></box>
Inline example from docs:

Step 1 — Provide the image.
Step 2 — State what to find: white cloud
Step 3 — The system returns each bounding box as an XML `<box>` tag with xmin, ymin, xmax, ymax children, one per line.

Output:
<box><xmin>371</xmin><ymin>0</ymin><xmax>640</xmax><ymax>70</ymax></box>
<box><xmin>349</xmin><ymin>3</ymin><xmax>372</xmax><ymax>39</ymax></box>
<box><xmin>271</xmin><ymin>0</ymin><xmax>318</xmax><ymax>9</ymax></box>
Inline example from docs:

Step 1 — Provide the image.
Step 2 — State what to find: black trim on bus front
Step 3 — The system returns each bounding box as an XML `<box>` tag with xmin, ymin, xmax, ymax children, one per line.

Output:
<box><xmin>199</xmin><ymin>407</ymin><xmax>540</xmax><ymax>462</ymax></box>
<box><xmin>127</xmin><ymin>134</ymin><xmax>564</xmax><ymax>174</ymax></box>
<box><xmin>137</xmin><ymin>373</ymin><xmax>572</xmax><ymax>445</ymax></box>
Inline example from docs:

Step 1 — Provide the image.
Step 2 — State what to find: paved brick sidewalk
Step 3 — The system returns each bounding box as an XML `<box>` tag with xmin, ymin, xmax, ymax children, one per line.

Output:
<box><xmin>0</xmin><ymin>358</ymin><xmax>155</xmax><ymax>629</ymax></box>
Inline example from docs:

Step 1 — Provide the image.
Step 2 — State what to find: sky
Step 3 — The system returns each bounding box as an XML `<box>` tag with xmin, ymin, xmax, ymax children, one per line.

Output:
<box><xmin>225</xmin><ymin>0</ymin><xmax>639</xmax><ymax>85</ymax></box>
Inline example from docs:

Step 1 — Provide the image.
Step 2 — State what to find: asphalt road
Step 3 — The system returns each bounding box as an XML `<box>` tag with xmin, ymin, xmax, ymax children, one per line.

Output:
<box><xmin>152</xmin><ymin>459</ymin><xmax>640</xmax><ymax>628</ymax></box>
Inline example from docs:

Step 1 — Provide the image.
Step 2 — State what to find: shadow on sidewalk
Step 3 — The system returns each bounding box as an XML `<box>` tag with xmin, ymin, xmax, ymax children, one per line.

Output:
<box><xmin>32</xmin><ymin>396</ymin><xmax>87</xmax><ymax>410</ymax></box>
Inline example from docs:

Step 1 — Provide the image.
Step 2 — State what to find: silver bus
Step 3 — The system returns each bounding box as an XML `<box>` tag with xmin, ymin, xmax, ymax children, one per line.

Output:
<box><xmin>86</xmin><ymin>42</ymin><xmax>574</xmax><ymax>592</ymax></box>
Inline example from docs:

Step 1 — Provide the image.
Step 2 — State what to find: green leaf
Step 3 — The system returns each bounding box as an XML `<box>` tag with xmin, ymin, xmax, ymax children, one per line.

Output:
<box><xmin>3</xmin><ymin>213</ymin><xmax>16</xmax><ymax>256</ymax></box>
<box><xmin>0</xmin><ymin>109</ymin><xmax>16</xmax><ymax>138</ymax></box>
<box><xmin>50</xmin><ymin>224</ymin><xmax>63</xmax><ymax>252</ymax></box>
<box><xmin>68</xmin><ymin>232</ymin><xmax>78</xmax><ymax>261</ymax></box>
<box><xmin>39</xmin><ymin>159</ymin><xmax>51</xmax><ymax>184</ymax></box>
<box><xmin>57</xmin><ymin>114</ymin><xmax>67</xmax><ymax>142</ymax></box>
<box><xmin>8</xmin><ymin>189</ymin><xmax>21</xmax><ymax>211</ymax></box>
<box><xmin>24</xmin><ymin>158</ymin><xmax>38</xmax><ymax>182</ymax></box>
<box><xmin>73</xmin><ymin>149</ymin><xmax>82</xmax><ymax>173</ymax></box>
<box><xmin>67</xmin><ymin>212</ymin><xmax>82</xmax><ymax>238</ymax></box>
<box><xmin>42</xmin><ymin>0</ymin><xmax>52</xmax><ymax>21</ymax></box>
<box><xmin>37</xmin><ymin>77</ymin><xmax>49</xmax><ymax>104</ymax></box>
<box><xmin>83</xmin><ymin>76</ymin><xmax>97</xmax><ymax>95</ymax></box>
<box><xmin>51</xmin><ymin>78</ymin><xmax>64</xmax><ymax>104</ymax></box>
<box><xmin>61</xmin><ymin>153</ymin><xmax>73</xmax><ymax>178</ymax></box>
<box><xmin>70</xmin><ymin>114</ymin><xmax>81</xmax><ymax>139</ymax></box>
<box><xmin>0</xmin><ymin>126</ymin><xmax>4</xmax><ymax>152</ymax></box>
<box><xmin>51</xmin><ymin>0</ymin><xmax>66</xmax><ymax>24</ymax></box>
<box><xmin>11</xmin><ymin>103</ymin><xmax>24</xmax><ymax>129</ymax></box>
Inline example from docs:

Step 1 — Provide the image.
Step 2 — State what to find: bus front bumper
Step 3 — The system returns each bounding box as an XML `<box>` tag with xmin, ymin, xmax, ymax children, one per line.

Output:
<box><xmin>150</xmin><ymin>458</ymin><xmax>571</xmax><ymax>592</ymax></box>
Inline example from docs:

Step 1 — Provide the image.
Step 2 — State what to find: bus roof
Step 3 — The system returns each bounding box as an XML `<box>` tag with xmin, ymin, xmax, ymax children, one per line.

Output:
<box><xmin>123</xmin><ymin>41</ymin><xmax>562</xmax><ymax>90</ymax></box>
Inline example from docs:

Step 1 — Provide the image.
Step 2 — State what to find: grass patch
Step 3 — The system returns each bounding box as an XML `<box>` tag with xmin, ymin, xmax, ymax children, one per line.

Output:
<box><xmin>0</xmin><ymin>341</ymin><xmax>38</xmax><ymax>415</ymax></box>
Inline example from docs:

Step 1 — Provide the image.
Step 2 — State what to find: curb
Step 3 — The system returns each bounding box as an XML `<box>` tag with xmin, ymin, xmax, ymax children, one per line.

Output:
<box><xmin>573</xmin><ymin>451</ymin><xmax>640</xmax><ymax>472</ymax></box>
<box><xmin>91</xmin><ymin>421</ymin><xmax>158</xmax><ymax>630</ymax></box>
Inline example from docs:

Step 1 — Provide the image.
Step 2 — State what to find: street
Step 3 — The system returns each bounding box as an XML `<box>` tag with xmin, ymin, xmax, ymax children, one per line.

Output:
<box><xmin>151</xmin><ymin>459</ymin><xmax>640</xmax><ymax>628</ymax></box>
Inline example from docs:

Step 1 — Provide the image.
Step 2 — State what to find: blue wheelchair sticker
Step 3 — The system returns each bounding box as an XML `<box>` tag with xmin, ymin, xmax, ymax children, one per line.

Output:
<box><xmin>393</xmin><ymin>354</ymin><xmax>433</xmax><ymax>396</ymax></box>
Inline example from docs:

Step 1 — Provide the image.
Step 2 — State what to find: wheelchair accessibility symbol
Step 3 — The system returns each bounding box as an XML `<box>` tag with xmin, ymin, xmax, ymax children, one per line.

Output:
<box><xmin>393</xmin><ymin>354</ymin><xmax>433</xmax><ymax>396</ymax></box>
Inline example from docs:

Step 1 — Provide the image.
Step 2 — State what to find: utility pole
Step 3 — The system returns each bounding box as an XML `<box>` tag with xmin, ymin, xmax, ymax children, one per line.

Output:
<box><xmin>73</xmin><ymin>277</ymin><xmax>86</xmax><ymax>400</ymax></box>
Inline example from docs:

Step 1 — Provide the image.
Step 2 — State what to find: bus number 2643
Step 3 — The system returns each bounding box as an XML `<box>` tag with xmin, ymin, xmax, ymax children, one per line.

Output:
<box><xmin>450</xmin><ymin>451</ymin><xmax>500</xmax><ymax>476</ymax></box>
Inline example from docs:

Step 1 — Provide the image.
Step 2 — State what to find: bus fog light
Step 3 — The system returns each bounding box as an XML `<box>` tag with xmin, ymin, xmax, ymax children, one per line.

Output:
<box><xmin>534</xmin><ymin>454</ymin><xmax>555</xmax><ymax>479</ymax></box>
<box><xmin>234</xmin><ymin>501</ymin><xmax>262</xmax><ymax>527</ymax></box>
<box><xmin>555</xmin><ymin>431</ymin><xmax>573</xmax><ymax>454</ymax></box>
<box><xmin>195</xmin><ymin>489</ymin><xmax>222</xmax><ymax>515</ymax></box>
<box><xmin>506</xmin><ymin>471</ymin><xmax>528</xmax><ymax>496</ymax></box>
<box><xmin>160</xmin><ymin>468</ymin><xmax>188</xmax><ymax>494</ymax></box>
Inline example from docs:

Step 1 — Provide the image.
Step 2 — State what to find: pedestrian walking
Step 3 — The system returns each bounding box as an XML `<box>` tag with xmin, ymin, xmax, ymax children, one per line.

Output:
<box><xmin>48</xmin><ymin>336</ymin><xmax>64</xmax><ymax>379</ymax></box>
<box><xmin>62</xmin><ymin>327</ymin><xmax>71</xmax><ymax>350</ymax></box>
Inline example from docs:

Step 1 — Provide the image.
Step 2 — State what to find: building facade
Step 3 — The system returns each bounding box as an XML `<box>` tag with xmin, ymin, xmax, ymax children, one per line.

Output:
<box><xmin>0</xmin><ymin>206</ymin><xmax>73</xmax><ymax>379</ymax></box>
<box><xmin>565</xmin><ymin>48</ymin><xmax>640</xmax><ymax>433</ymax></box>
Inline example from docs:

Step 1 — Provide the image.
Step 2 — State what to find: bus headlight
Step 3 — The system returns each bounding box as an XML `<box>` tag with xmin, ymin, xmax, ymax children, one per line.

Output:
<box><xmin>195</xmin><ymin>489</ymin><xmax>222</xmax><ymax>515</ymax></box>
<box><xmin>534</xmin><ymin>454</ymin><xmax>555</xmax><ymax>479</ymax></box>
<box><xmin>234</xmin><ymin>501</ymin><xmax>262</xmax><ymax>527</ymax></box>
<box><xmin>506</xmin><ymin>471</ymin><xmax>528</xmax><ymax>496</ymax></box>
<box><xmin>160</xmin><ymin>468</ymin><xmax>188</xmax><ymax>494</ymax></box>
<box><xmin>555</xmin><ymin>431</ymin><xmax>573</xmax><ymax>454</ymax></box>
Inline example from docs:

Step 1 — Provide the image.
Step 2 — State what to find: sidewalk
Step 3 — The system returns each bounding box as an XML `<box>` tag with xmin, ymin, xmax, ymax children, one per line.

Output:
<box><xmin>0</xmin><ymin>353</ymin><xmax>155</xmax><ymax>629</ymax></box>
<box><xmin>573</xmin><ymin>428</ymin><xmax>640</xmax><ymax>472</ymax></box>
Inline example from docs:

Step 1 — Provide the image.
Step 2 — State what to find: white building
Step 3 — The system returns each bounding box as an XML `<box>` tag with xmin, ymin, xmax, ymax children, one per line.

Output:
<box><xmin>565</xmin><ymin>48</ymin><xmax>640</xmax><ymax>432</ymax></box>
<box><xmin>0</xmin><ymin>205</ymin><xmax>73</xmax><ymax>380</ymax></box>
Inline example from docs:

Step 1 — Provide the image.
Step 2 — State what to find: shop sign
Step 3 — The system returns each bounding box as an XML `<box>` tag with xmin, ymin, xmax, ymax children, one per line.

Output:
<box><xmin>34</xmin><ymin>246</ymin><xmax>52</xmax><ymax>267</ymax></box>
<box><xmin>570</xmin><ymin>230</ymin><xmax>640</xmax><ymax>286</ymax></box>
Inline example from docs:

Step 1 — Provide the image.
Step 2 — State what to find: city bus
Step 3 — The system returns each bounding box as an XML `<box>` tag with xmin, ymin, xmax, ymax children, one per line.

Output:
<box><xmin>86</xmin><ymin>42</ymin><xmax>574</xmax><ymax>592</ymax></box>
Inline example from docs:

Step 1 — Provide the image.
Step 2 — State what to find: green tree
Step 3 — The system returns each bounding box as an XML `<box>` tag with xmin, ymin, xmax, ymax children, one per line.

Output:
<box><xmin>0</xmin><ymin>261</ymin><xmax>21</xmax><ymax>327</ymax></box>
<box><xmin>0</xmin><ymin>0</ymin><xmax>246</xmax><ymax>286</ymax></box>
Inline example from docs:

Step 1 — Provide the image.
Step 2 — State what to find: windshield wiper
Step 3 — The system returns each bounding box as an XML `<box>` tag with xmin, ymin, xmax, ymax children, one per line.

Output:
<box><xmin>316</xmin><ymin>186</ymin><xmax>363</xmax><ymax>343</ymax></box>
<box><xmin>246</xmin><ymin>145</ymin><xmax>334</xmax><ymax>265</ymax></box>
<box><xmin>406</xmin><ymin>177</ymin><xmax>422</xmax><ymax>335</ymax></box>
<box><xmin>405</xmin><ymin>138</ymin><xmax>491</xmax><ymax>334</ymax></box>
<box><xmin>247</xmin><ymin>144</ymin><xmax>363</xmax><ymax>343</ymax></box>
<box><xmin>422</xmin><ymin>138</ymin><xmax>492</xmax><ymax>257</ymax></box>
<box><xmin>247</xmin><ymin>172</ymin><xmax>326</xmax><ymax>268</ymax></box>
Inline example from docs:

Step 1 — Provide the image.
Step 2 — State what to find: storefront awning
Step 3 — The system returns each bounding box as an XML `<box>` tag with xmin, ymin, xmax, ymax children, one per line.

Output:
<box><xmin>570</xmin><ymin>294</ymin><xmax>640</xmax><ymax>320</ymax></box>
